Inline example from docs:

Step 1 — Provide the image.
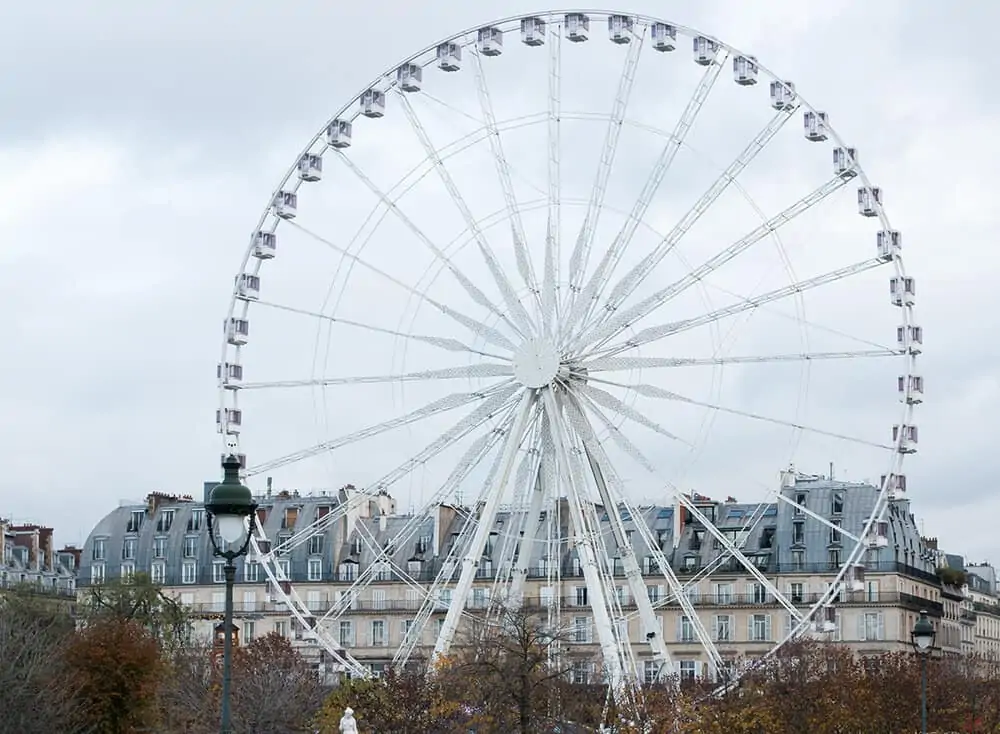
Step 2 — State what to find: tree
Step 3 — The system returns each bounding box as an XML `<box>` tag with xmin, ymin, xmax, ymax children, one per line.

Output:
<box><xmin>82</xmin><ymin>572</ymin><xmax>190</xmax><ymax>651</ymax></box>
<box><xmin>0</xmin><ymin>586</ymin><xmax>77</xmax><ymax>734</ymax></box>
<box><xmin>64</xmin><ymin>617</ymin><xmax>164</xmax><ymax>733</ymax></box>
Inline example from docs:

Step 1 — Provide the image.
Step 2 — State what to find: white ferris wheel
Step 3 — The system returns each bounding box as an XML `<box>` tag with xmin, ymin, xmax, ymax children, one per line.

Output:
<box><xmin>218</xmin><ymin>10</ymin><xmax>920</xmax><ymax>697</ymax></box>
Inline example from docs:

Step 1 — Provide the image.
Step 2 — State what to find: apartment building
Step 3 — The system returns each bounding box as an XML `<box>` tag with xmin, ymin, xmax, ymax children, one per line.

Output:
<box><xmin>76</xmin><ymin>471</ymin><xmax>946</xmax><ymax>679</ymax></box>
<box><xmin>1</xmin><ymin>518</ymin><xmax>79</xmax><ymax>597</ymax></box>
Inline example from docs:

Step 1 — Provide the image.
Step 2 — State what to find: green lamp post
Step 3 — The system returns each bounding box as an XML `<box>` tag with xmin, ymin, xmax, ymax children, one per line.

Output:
<box><xmin>910</xmin><ymin>609</ymin><xmax>936</xmax><ymax>734</ymax></box>
<box><xmin>205</xmin><ymin>455</ymin><xmax>257</xmax><ymax>734</ymax></box>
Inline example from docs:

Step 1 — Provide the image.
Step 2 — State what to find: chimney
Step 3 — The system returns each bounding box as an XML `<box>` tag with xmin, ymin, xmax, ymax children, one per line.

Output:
<box><xmin>11</xmin><ymin>526</ymin><xmax>42</xmax><ymax>571</ymax></box>
<box><xmin>38</xmin><ymin>527</ymin><xmax>54</xmax><ymax>571</ymax></box>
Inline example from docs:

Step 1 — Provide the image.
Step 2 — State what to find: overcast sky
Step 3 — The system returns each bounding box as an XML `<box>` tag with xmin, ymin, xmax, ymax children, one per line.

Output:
<box><xmin>3</xmin><ymin>1</ymin><xmax>998</xmax><ymax>566</ymax></box>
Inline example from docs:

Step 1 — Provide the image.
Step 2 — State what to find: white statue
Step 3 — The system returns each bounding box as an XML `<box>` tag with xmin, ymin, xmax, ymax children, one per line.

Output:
<box><xmin>339</xmin><ymin>707</ymin><xmax>358</xmax><ymax>734</ymax></box>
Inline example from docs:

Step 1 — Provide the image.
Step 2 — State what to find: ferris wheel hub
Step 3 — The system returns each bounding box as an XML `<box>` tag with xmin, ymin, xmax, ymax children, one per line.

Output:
<box><xmin>512</xmin><ymin>337</ymin><xmax>561</xmax><ymax>388</ymax></box>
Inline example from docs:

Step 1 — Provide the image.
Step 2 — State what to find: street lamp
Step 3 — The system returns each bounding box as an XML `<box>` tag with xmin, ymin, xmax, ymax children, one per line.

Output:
<box><xmin>910</xmin><ymin>609</ymin><xmax>936</xmax><ymax>734</ymax></box>
<box><xmin>206</xmin><ymin>454</ymin><xmax>258</xmax><ymax>734</ymax></box>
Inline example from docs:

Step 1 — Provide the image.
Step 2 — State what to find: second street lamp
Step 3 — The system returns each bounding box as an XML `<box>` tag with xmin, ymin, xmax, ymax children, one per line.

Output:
<box><xmin>910</xmin><ymin>609</ymin><xmax>936</xmax><ymax>734</ymax></box>
<box><xmin>206</xmin><ymin>455</ymin><xmax>258</xmax><ymax>734</ymax></box>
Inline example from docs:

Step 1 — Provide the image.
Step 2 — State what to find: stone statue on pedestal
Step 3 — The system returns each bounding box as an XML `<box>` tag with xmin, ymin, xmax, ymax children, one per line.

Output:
<box><xmin>339</xmin><ymin>707</ymin><xmax>358</xmax><ymax>734</ymax></box>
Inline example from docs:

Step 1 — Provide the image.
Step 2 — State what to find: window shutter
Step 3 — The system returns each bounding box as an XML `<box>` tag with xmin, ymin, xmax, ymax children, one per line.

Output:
<box><xmin>765</xmin><ymin>614</ymin><xmax>772</xmax><ymax>641</ymax></box>
<box><xmin>747</xmin><ymin>615</ymin><xmax>754</xmax><ymax>640</ymax></box>
<box><xmin>712</xmin><ymin>615</ymin><xmax>719</xmax><ymax>640</ymax></box>
<box><xmin>858</xmin><ymin>614</ymin><xmax>866</xmax><ymax>641</ymax></box>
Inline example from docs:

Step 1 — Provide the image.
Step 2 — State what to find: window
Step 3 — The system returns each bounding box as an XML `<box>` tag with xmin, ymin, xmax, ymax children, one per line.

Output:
<box><xmin>574</xmin><ymin>587</ymin><xmax>588</xmax><ymax>606</ymax></box>
<box><xmin>183</xmin><ymin>536</ymin><xmax>198</xmax><ymax>558</ymax></box>
<box><xmin>371</xmin><ymin>620</ymin><xmax>386</xmax><ymax>646</ymax></box>
<box><xmin>792</xmin><ymin>522</ymin><xmax>805</xmax><ymax>545</ymax></box>
<box><xmin>151</xmin><ymin>562</ymin><xmax>165</xmax><ymax>584</ymax></box>
<box><xmin>571</xmin><ymin>557</ymin><xmax>582</xmax><ymax>576</ymax></box>
<box><xmin>714</xmin><ymin>583</ymin><xmax>733</xmax><ymax>605</ymax></box>
<box><xmin>373</xmin><ymin>562</ymin><xmax>391</xmax><ymax>581</ymax></box>
<box><xmin>372</xmin><ymin>589</ymin><xmax>387</xmax><ymax>611</ymax></box>
<box><xmin>92</xmin><ymin>538</ymin><xmax>107</xmax><ymax>561</ymax></box>
<box><xmin>127</xmin><ymin>510</ymin><xmax>145</xmax><ymax>533</ymax></box>
<box><xmin>791</xmin><ymin>549</ymin><xmax>805</xmax><ymax>570</ymax></box>
<box><xmin>828</xmin><ymin>548</ymin><xmax>842</xmax><ymax>568</ymax></box>
<box><xmin>678</xmin><ymin>660</ymin><xmax>697</xmax><ymax>681</ymax></box>
<box><xmin>339</xmin><ymin>621</ymin><xmax>354</xmax><ymax>646</ymax></box>
<box><xmin>308</xmin><ymin>558</ymin><xmax>322</xmax><ymax>581</ymax></box>
<box><xmin>211</xmin><ymin>592</ymin><xmax>225</xmax><ymax>612</ymax></box>
<box><xmin>307</xmin><ymin>534</ymin><xmax>324</xmax><ymax>556</ymax></box>
<box><xmin>831</xmin><ymin>491</ymin><xmax>844</xmax><ymax>515</ymax></box>
<box><xmin>407</xmin><ymin>559</ymin><xmax>423</xmax><ymax>578</ymax></box>
<box><xmin>789</xmin><ymin>582</ymin><xmax>805</xmax><ymax>604</ymax></box>
<box><xmin>794</xmin><ymin>492</ymin><xmax>807</xmax><ymax>513</ymax></box>
<box><xmin>749</xmin><ymin>583</ymin><xmax>767</xmax><ymax>604</ymax></box>
<box><xmin>182</xmin><ymin>561</ymin><xmax>197</xmax><ymax>584</ymax></box>
<box><xmin>866</xmin><ymin>580</ymin><xmax>880</xmax><ymax>603</ymax></box>
<box><xmin>338</xmin><ymin>562</ymin><xmax>357</xmax><ymax>581</ymax></box>
<box><xmin>277</xmin><ymin>559</ymin><xmax>290</xmax><ymax>578</ymax></box>
<box><xmin>678</xmin><ymin>615</ymin><xmax>695</xmax><ymax>643</ymax></box>
<box><xmin>91</xmin><ymin>563</ymin><xmax>105</xmax><ymax>584</ymax></box>
<box><xmin>121</xmin><ymin>563</ymin><xmax>135</xmax><ymax>583</ymax></box>
<box><xmin>243</xmin><ymin>621</ymin><xmax>255</xmax><ymax>643</ymax></box>
<box><xmin>118</xmin><ymin>537</ymin><xmax>135</xmax><ymax>560</ymax></box>
<box><xmin>244</xmin><ymin>562</ymin><xmax>259</xmax><ymax>583</ymax></box>
<box><xmin>472</xmin><ymin>588</ymin><xmax>487</xmax><ymax>609</ymax></box>
<box><xmin>571</xmin><ymin>661</ymin><xmax>589</xmax><ymax>684</ymax></box>
<box><xmin>714</xmin><ymin>615</ymin><xmax>732</xmax><ymax>642</ymax></box>
<box><xmin>213</xmin><ymin>561</ymin><xmax>226</xmax><ymax>583</ymax></box>
<box><xmin>188</xmin><ymin>510</ymin><xmax>204</xmax><ymax>532</ymax></box>
<box><xmin>749</xmin><ymin>614</ymin><xmax>771</xmax><ymax>642</ymax></box>
<box><xmin>401</xmin><ymin>619</ymin><xmax>415</xmax><ymax>640</ymax></box>
<box><xmin>683</xmin><ymin>555</ymin><xmax>698</xmax><ymax>570</ymax></box>
<box><xmin>573</xmin><ymin>617</ymin><xmax>590</xmax><ymax>643</ymax></box>
<box><xmin>275</xmin><ymin>621</ymin><xmax>288</xmax><ymax>638</ymax></box>
<box><xmin>153</xmin><ymin>537</ymin><xmax>167</xmax><ymax>559</ymax></box>
<box><xmin>860</xmin><ymin>612</ymin><xmax>884</xmax><ymax>641</ymax></box>
<box><xmin>157</xmin><ymin>510</ymin><xmax>175</xmax><ymax>532</ymax></box>
<box><xmin>643</xmin><ymin>556</ymin><xmax>659</xmax><ymax>574</ymax></box>
<box><xmin>647</xmin><ymin>585</ymin><xmax>662</xmax><ymax>603</ymax></box>
<box><xmin>829</xmin><ymin>520</ymin><xmax>842</xmax><ymax>545</ymax></box>
<box><xmin>759</xmin><ymin>528</ymin><xmax>775</xmax><ymax>549</ymax></box>
<box><xmin>644</xmin><ymin>660</ymin><xmax>661</xmax><ymax>684</ymax></box>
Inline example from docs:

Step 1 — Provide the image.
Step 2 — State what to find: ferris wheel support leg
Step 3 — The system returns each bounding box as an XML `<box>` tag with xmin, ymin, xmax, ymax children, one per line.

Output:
<box><xmin>543</xmin><ymin>389</ymin><xmax>625</xmax><ymax>691</ymax></box>
<box><xmin>509</xmin><ymin>470</ymin><xmax>545</xmax><ymax>603</ymax></box>
<box><xmin>432</xmin><ymin>392</ymin><xmax>536</xmax><ymax>662</ymax></box>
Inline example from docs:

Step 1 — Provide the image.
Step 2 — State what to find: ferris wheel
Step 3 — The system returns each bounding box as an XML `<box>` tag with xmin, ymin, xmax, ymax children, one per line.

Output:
<box><xmin>217</xmin><ymin>10</ymin><xmax>919</xmax><ymax>698</ymax></box>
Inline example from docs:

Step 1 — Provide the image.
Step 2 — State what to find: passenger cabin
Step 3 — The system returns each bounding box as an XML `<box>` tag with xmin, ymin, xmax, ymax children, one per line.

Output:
<box><xmin>226</xmin><ymin>317</ymin><xmax>249</xmax><ymax>346</ymax></box>
<box><xmin>397</xmin><ymin>63</ymin><xmax>422</xmax><ymax>92</ymax></box>
<box><xmin>236</xmin><ymin>273</ymin><xmax>260</xmax><ymax>301</ymax></box>
<box><xmin>360</xmin><ymin>89</ymin><xmax>385</xmax><ymax>118</ymax></box>
<box><xmin>769</xmin><ymin>80</ymin><xmax>796</xmax><ymax>111</ymax></box>
<box><xmin>520</xmin><ymin>16</ymin><xmax>546</xmax><ymax>46</ymax></box>
<box><xmin>216</xmin><ymin>408</ymin><xmax>242</xmax><ymax>434</ymax></box>
<box><xmin>866</xmin><ymin>521</ymin><xmax>889</xmax><ymax>549</ymax></box>
<box><xmin>218</xmin><ymin>362</ymin><xmax>243</xmax><ymax>387</ymax></box>
<box><xmin>273</xmin><ymin>191</ymin><xmax>297</xmax><ymax>219</ymax></box>
<box><xmin>608</xmin><ymin>14</ymin><xmax>633</xmax><ymax>44</ymax></box>
<box><xmin>651</xmin><ymin>23</ymin><xmax>676</xmax><ymax>52</ymax></box>
<box><xmin>253</xmin><ymin>231</ymin><xmax>276</xmax><ymax>260</ymax></box>
<box><xmin>803</xmin><ymin>111</ymin><xmax>829</xmax><ymax>141</ymax></box>
<box><xmin>857</xmin><ymin>186</ymin><xmax>882</xmax><ymax>217</ymax></box>
<box><xmin>892</xmin><ymin>424</ymin><xmax>918</xmax><ymax>453</ymax></box>
<box><xmin>692</xmin><ymin>36</ymin><xmax>716</xmax><ymax>65</ymax></box>
<box><xmin>882</xmin><ymin>473</ymin><xmax>907</xmax><ymax>499</ymax></box>
<box><xmin>477</xmin><ymin>26</ymin><xmax>503</xmax><ymax>56</ymax></box>
<box><xmin>877</xmin><ymin>230</ymin><xmax>901</xmax><ymax>261</ymax></box>
<box><xmin>889</xmin><ymin>276</ymin><xmax>916</xmax><ymax>307</ymax></box>
<box><xmin>298</xmin><ymin>153</ymin><xmax>322</xmax><ymax>182</ymax></box>
<box><xmin>896</xmin><ymin>325</ymin><xmax>922</xmax><ymax>354</ymax></box>
<box><xmin>833</xmin><ymin>146</ymin><xmax>858</xmax><ymax>178</ymax></box>
<box><xmin>898</xmin><ymin>375</ymin><xmax>924</xmax><ymax>405</ymax></box>
<box><xmin>565</xmin><ymin>13</ymin><xmax>589</xmax><ymax>42</ymax></box>
<box><xmin>326</xmin><ymin>119</ymin><xmax>353</xmax><ymax>149</ymax></box>
<box><xmin>436</xmin><ymin>42</ymin><xmax>462</xmax><ymax>71</ymax></box>
<box><xmin>733</xmin><ymin>55</ymin><xmax>758</xmax><ymax>85</ymax></box>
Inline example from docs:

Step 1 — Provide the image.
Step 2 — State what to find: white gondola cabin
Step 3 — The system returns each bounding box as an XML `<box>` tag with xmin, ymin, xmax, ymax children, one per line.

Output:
<box><xmin>858</xmin><ymin>186</ymin><xmax>882</xmax><ymax>217</ymax></box>
<box><xmin>733</xmin><ymin>55</ymin><xmax>758</xmax><ymax>85</ymax></box>
<box><xmin>360</xmin><ymin>89</ymin><xmax>385</xmax><ymax>118</ymax></box>
<box><xmin>565</xmin><ymin>13</ymin><xmax>590</xmax><ymax>42</ymax></box>
<box><xmin>877</xmin><ymin>230</ymin><xmax>902</xmax><ymax>261</ymax></box>
<box><xmin>326</xmin><ymin>119</ymin><xmax>353</xmax><ymax>149</ymax></box>
<box><xmin>890</xmin><ymin>276</ymin><xmax>916</xmax><ymax>306</ymax></box>
<box><xmin>273</xmin><ymin>190</ymin><xmax>297</xmax><ymax>219</ymax></box>
<box><xmin>651</xmin><ymin>23</ymin><xmax>676</xmax><ymax>51</ymax></box>
<box><xmin>397</xmin><ymin>63</ymin><xmax>422</xmax><ymax>92</ymax></box>
<box><xmin>218</xmin><ymin>362</ymin><xmax>243</xmax><ymax>387</ymax></box>
<box><xmin>436</xmin><ymin>42</ymin><xmax>462</xmax><ymax>71</ymax></box>
<box><xmin>848</xmin><ymin>563</ymin><xmax>865</xmax><ymax>593</ymax></box>
<box><xmin>236</xmin><ymin>273</ymin><xmax>260</xmax><ymax>301</ymax></box>
<box><xmin>216</xmin><ymin>408</ymin><xmax>242</xmax><ymax>434</ymax></box>
<box><xmin>882</xmin><ymin>473</ymin><xmax>907</xmax><ymax>499</ymax></box>
<box><xmin>892</xmin><ymin>424</ymin><xmax>918</xmax><ymax>453</ymax></box>
<box><xmin>693</xmin><ymin>36</ymin><xmax>716</xmax><ymax>65</ymax></box>
<box><xmin>804</xmin><ymin>111</ymin><xmax>828</xmax><ymax>141</ymax></box>
<box><xmin>226</xmin><ymin>317</ymin><xmax>249</xmax><ymax>346</ymax></box>
<box><xmin>253</xmin><ymin>231</ymin><xmax>276</xmax><ymax>259</ymax></box>
<box><xmin>298</xmin><ymin>153</ymin><xmax>323</xmax><ymax>182</ymax></box>
<box><xmin>477</xmin><ymin>26</ymin><xmax>503</xmax><ymax>56</ymax></box>
<box><xmin>769</xmin><ymin>80</ymin><xmax>796</xmax><ymax>111</ymax></box>
<box><xmin>833</xmin><ymin>146</ymin><xmax>858</xmax><ymax>178</ymax></box>
<box><xmin>898</xmin><ymin>375</ymin><xmax>924</xmax><ymax>405</ymax></box>
<box><xmin>520</xmin><ymin>16</ymin><xmax>546</xmax><ymax>46</ymax></box>
<box><xmin>897</xmin><ymin>325</ymin><xmax>923</xmax><ymax>354</ymax></box>
<box><xmin>866</xmin><ymin>521</ymin><xmax>889</xmax><ymax>549</ymax></box>
<box><xmin>608</xmin><ymin>14</ymin><xmax>633</xmax><ymax>44</ymax></box>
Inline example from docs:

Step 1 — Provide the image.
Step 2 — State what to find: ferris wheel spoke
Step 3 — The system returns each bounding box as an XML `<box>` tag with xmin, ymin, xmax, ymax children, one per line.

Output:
<box><xmin>589</xmin><ymin>257</ymin><xmax>886</xmax><ymax>360</ymax></box>
<box><xmin>590</xmin><ymin>375</ymin><xmax>893</xmax><ymax>450</ymax></box>
<box><xmin>331</xmin><ymin>152</ymin><xmax>521</xmax><ymax>341</ymax></box>
<box><xmin>578</xmin><ymin>173</ymin><xmax>849</xmax><ymax>352</ymax></box>
<box><xmin>572</xmin><ymin>392</ymin><xmax>657</xmax><ymax>473</ymax></box>
<box><xmin>569</xmin><ymin>381</ymin><xmax>688</xmax><ymax>444</ymax></box>
<box><xmin>542</xmin><ymin>26</ymin><xmax>563</xmax><ymax>338</ymax></box>
<box><xmin>561</xmin><ymin>28</ymin><xmax>645</xmax><ymax>335</ymax></box>
<box><xmin>253</xmin><ymin>299</ymin><xmax>508</xmax><ymax>360</ymax></box>
<box><xmin>581</xmin><ymin>349</ymin><xmax>898</xmax><ymax>373</ymax></box>
<box><xmin>566</xmin><ymin>50</ymin><xmax>728</xmax><ymax>343</ymax></box>
<box><xmin>396</xmin><ymin>92</ymin><xmax>536</xmax><ymax>337</ymax></box>
<box><xmin>245</xmin><ymin>382</ymin><xmax>518</xmax><ymax>475</ymax></box>
<box><xmin>470</xmin><ymin>49</ymin><xmax>542</xmax><ymax>316</ymax></box>
<box><xmin>239</xmin><ymin>363</ymin><xmax>513</xmax><ymax>391</ymax></box>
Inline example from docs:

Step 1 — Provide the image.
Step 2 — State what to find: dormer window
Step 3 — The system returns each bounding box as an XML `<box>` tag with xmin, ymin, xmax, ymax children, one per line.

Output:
<box><xmin>127</xmin><ymin>510</ymin><xmax>144</xmax><ymax>533</ymax></box>
<box><xmin>831</xmin><ymin>492</ymin><xmax>844</xmax><ymax>515</ymax></box>
<box><xmin>157</xmin><ymin>510</ymin><xmax>175</xmax><ymax>533</ymax></box>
